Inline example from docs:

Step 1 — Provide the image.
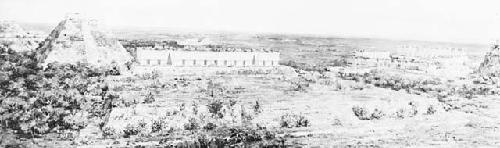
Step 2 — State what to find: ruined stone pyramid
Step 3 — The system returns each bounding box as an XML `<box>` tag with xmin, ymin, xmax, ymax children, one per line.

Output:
<box><xmin>478</xmin><ymin>44</ymin><xmax>500</xmax><ymax>76</ymax></box>
<box><xmin>36</xmin><ymin>14</ymin><xmax>132</xmax><ymax>67</ymax></box>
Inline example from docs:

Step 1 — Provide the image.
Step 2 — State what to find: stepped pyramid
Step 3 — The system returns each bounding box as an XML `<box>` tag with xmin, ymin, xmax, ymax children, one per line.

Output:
<box><xmin>478</xmin><ymin>44</ymin><xmax>500</xmax><ymax>76</ymax></box>
<box><xmin>36</xmin><ymin>14</ymin><xmax>132</xmax><ymax>67</ymax></box>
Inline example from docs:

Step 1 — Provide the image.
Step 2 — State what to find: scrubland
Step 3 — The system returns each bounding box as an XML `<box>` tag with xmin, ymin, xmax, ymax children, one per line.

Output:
<box><xmin>1</xmin><ymin>36</ymin><xmax>500</xmax><ymax>147</ymax></box>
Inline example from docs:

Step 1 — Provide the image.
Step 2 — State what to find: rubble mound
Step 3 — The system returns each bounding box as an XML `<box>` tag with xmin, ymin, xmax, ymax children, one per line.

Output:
<box><xmin>478</xmin><ymin>44</ymin><xmax>500</xmax><ymax>76</ymax></box>
<box><xmin>0</xmin><ymin>21</ymin><xmax>42</xmax><ymax>52</ymax></box>
<box><xmin>36</xmin><ymin>14</ymin><xmax>132</xmax><ymax>67</ymax></box>
<box><xmin>0</xmin><ymin>21</ymin><xmax>25</xmax><ymax>36</ymax></box>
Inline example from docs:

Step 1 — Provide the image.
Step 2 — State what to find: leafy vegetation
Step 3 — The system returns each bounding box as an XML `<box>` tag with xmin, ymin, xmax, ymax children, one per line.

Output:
<box><xmin>352</xmin><ymin>105</ymin><xmax>385</xmax><ymax>120</ymax></box>
<box><xmin>0</xmin><ymin>46</ymin><xmax>115</xmax><ymax>136</ymax></box>
<box><xmin>279</xmin><ymin>113</ymin><xmax>310</xmax><ymax>128</ymax></box>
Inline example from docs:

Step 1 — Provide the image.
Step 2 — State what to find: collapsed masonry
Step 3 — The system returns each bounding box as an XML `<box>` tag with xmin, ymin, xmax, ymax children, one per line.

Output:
<box><xmin>36</xmin><ymin>14</ymin><xmax>132</xmax><ymax>67</ymax></box>
<box><xmin>0</xmin><ymin>21</ymin><xmax>45</xmax><ymax>52</ymax></box>
<box><xmin>478</xmin><ymin>44</ymin><xmax>500</xmax><ymax>76</ymax></box>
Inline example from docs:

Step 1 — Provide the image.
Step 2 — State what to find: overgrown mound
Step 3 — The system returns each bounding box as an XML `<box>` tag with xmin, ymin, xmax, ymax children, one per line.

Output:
<box><xmin>478</xmin><ymin>44</ymin><xmax>500</xmax><ymax>77</ymax></box>
<box><xmin>0</xmin><ymin>21</ymin><xmax>25</xmax><ymax>37</ymax></box>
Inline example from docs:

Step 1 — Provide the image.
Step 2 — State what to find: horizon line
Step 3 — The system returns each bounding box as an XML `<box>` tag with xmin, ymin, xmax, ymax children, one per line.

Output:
<box><xmin>14</xmin><ymin>20</ymin><xmax>491</xmax><ymax>46</ymax></box>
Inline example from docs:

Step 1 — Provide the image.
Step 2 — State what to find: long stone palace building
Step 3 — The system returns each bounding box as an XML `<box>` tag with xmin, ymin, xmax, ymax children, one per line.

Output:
<box><xmin>136</xmin><ymin>48</ymin><xmax>280</xmax><ymax>67</ymax></box>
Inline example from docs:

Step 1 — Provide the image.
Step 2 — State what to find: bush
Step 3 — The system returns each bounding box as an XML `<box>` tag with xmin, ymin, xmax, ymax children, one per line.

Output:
<box><xmin>143</xmin><ymin>91</ymin><xmax>155</xmax><ymax>104</ymax></box>
<box><xmin>151</xmin><ymin>119</ymin><xmax>163</xmax><ymax>133</ymax></box>
<box><xmin>191</xmin><ymin>101</ymin><xmax>199</xmax><ymax>115</ymax></box>
<box><xmin>352</xmin><ymin>106</ymin><xmax>370</xmax><ymax>120</ymax></box>
<box><xmin>207</xmin><ymin>99</ymin><xmax>224</xmax><ymax>118</ymax></box>
<box><xmin>123</xmin><ymin>121</ymin><xmax>147</xmax><ymax>138</ymax></box>
<box><xmin>394</xmin><ymin>109</ymin><xmax>407</xmax><ymax>119</ymax></box>
<box><xmin>253</xmin><ymin>101</ymin><xmax>262</xmax><ymax>115</ymax></box>
<box><xmin>123</xmin><ymin>124</ymin><xmax>141</xmax><ymax>137</ymax></box>
<box><xmin>279</xmin><ymin>113</ymin><xmax>310</xmax><ymax>128</ymax></box>
<box><xmin>289</xmin><ymin>79</ymin><xmax>309</xmax><ymax>92</ymax></box>
<box><xmin>338</xmin><ymin>70</ymin><xmax>448</xmax><ymax>96</ymax></box>
<box><xmin>102</xmin><ymin>127</ymin><xmax>117</xmax><ymax>138</ymax></box>
<box><xmin>137</xmin><ymin>70</ymin><xmax>161</xmax><ymax>80</ymax></box>
<box><xmin>184</xmin><ymin>118</ymin><xmax>199</xmax><ymax>130</ymax></box>
<box><xmin>352</xmin><ymin>105</ymin><xmax>385</xmax><ymax>120</ymax></box>
<box><xmin>370</xmin><ymin>108</ymin><xmax>384</xmax><ymax>120</ymax></box>
<box><xmin>426</xmin><ymin>105</ymin><xmax>437</xmax><ymax>115</ymax></box>
<box><xmin>178</xmin><ymin>127</ymin><xmax>279</xmax><ymax>147</ymax></box>
<box><xmin>331</xmin><ymin>118</ymin><xmax>342</xmax><ymax>126</ymax></box>
<box><xmin>393</xmin><ymin>105</ymin><xmax>418</xmax><ymax>119</ymax></box>
<box><xmin>203</xmin><ymin>122</ymin><xmax>217</xmax><ymax>130</ymax></box>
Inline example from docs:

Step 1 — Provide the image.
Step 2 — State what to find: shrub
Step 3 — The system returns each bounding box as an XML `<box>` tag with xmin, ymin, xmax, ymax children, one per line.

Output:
<box><xmin>226</xmin><ymin>128</ymin><xmax>263</xmax><ymax>144</ymax></box>
<box><xmin>393</xmin><ymin>106</ymin><xmax>417</xmax><ymax>119</ymax></box>
<box><xmin>370</xmin><ymin>108</ymin><xmax>384</xmax><ymax>119</ymax></box>
<box><xmin>191</xmin><ymin>101</ymin><xmax>199</xmax><ymax>115</ymax></box>
<box><xmin>464</xmin><ymin>121</ymin><xmax>479</xmax><ymax>128</ymax></box>
<box><xmin>102</xmin><ymin>127</ymin><xmax>117</xmax><ymax>138</ymax></box>
<box><xmin>426</xmin><ymin>105</ymin><xmax>437</xmax><ymax>115</ymax></box>
<box><xmin>352</xmin><ymin>105</ymin><xmax>385</xmax><ymax>120</ymax></box>
<box><xmin>331</xmin><ymin>118</ymin><xmax>342</xmax><ymax>126</ymax></box>
<box><xmin>203</xmin><ymin>122</ymin><xmax>217</xmax><ymax>130</ymax></box>
<box><xmin>138</xmin><ymin>70</ymin><xmax>161</xmax><ymax>80</ymax></box>
<box><xmin>188</xmin><ymin>127</ymin><xmax>278</xmax><ymax>147</ymax></box>
<box><xmin>352</xmin><ymin>106</ymin><xmax>370</xmax><ymax>120</ymax></box>
<box><xmin>207</xmin><ymin>99</ymin><xmax>224</xmax><ymax>118</ymax></box>
<box><xmin>394</xmin><ymin>109</ymin><xmax>406</xmax><ymax>119</ymax></box>
<box><xmin>240</xmin><ymin>105</ymin><xmax>254</xmax><ymax>126</ymax></box>
<box><xmin>123</xmin><ymin>124</ymin><xmax>141</xmax><ymax>138</ymax></box>
<box><xmin>151</xmin><ymin>119</ymin><xmax>163</xmax><ymax>133</ymax></box>
<box><xmin>289</xmin><ymin>80</ymin><xmax>309</xmax><ymax>92</ymax></box>
<box><xmin>253</xmin><ymin>101</ymin><xmax>262</xmax><ymax>115</ymax></box>
<box><xmin>123</xmin><ymin>121</ymin><xmax>147</xmax><ymax>138</ymax></box>
<box><xmin>143</xmin><ymin>91</ymin><xmax>155</xmax><ymax>104</ymax></box>
<box><xmin>183</xmin><ymin>118</ymin><xmax>199</xmax><ymax>130</ymax></box>
<box><xmin>279</xmin><ymin>113</ymin><xmax>310</xmax><ymax>128</ymax></box>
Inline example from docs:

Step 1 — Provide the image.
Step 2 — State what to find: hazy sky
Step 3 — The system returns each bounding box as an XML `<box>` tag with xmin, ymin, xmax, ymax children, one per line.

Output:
<box><xmin>1</xmin><ymin>0</ymin><xmax>500</xmax><ymax>44</ymax></box>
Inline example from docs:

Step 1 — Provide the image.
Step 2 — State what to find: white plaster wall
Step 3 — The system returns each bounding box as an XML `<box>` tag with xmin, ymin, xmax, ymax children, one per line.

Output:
<box><xmin>136</xmin><ymin>49</ymin><xmax>280</xmax><ymax>67</ymax></box>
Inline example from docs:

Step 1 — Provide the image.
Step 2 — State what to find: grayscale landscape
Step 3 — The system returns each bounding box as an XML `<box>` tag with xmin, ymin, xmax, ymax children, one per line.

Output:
<box><xmin>1</xmin><ymin>0</ymin><xmax>500</xmax><ymax>147</ymax></box>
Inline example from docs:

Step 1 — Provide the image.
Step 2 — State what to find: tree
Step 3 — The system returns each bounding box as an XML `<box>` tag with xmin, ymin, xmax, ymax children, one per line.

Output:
<box><xmin>0</xmin><ymin>46</ymin><xmax>115</xmax><ymax>135</ymax></box>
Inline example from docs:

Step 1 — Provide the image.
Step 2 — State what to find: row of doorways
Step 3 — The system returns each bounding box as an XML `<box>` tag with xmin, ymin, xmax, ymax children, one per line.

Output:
<box><xmin>144</xmin><ymin>59</ymin><xmax>276</xmax><ymax>67</ymax></box>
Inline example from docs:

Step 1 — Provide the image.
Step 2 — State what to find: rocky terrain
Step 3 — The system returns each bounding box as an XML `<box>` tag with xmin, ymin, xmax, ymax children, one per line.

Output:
<box><xmin>0</xmin><ymin>22</ymin><xmax>499</xmax><ymax>147</ymax></box>
<box><xmin>479</xmin><ymin>44</ymin><xmax>500</xmax><ymax>76</ymax></box>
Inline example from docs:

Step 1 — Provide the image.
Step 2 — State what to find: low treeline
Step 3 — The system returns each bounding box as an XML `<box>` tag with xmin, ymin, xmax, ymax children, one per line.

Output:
<box><xmin>336</xmin><ymin>69</ymin><xmax>500</xmax><ymax>99</ymax></box>
<box><xmin>283</xmin><ymin>59</ymin><xmax>348</xmax><ymax>73</ymax></box>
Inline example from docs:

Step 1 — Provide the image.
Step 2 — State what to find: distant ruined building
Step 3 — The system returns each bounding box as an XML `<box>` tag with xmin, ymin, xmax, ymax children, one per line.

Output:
<box><xmin>352</xmin><ymin>51</ymin><xmax>392</xmax><ymax>67</ymax></box>
<box><xmin>479</xmin><ymin>44</ymin><xmax>500</xmax><ymax>76</ymax></box>
<box><xmin>397</xmin><ymin>45</ymin><xmax>468</xmax><ymax>59</ymax></box>
<box><xmin>0</xmin><ymin>21</ymin><xmax>45</xmax><ymax>52</ymax></box>
<box><xmin>36</xmin><ymin>13</ymin><xmax>132</xmax><ymax>67</ymax></box>
<box><xmin>353</xmin><ymin>45</ymin><xmax>471</xmax><ymax>77</ymax></box>
<box><xmin>136</xmin><ymin>48</ymin><xmax>280</xmax><ymax>67</ymax></box>
<box><xmin>178</xmin><ymin>38</ymin><xmax>217</xmax><ymax>46</ymax></box>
